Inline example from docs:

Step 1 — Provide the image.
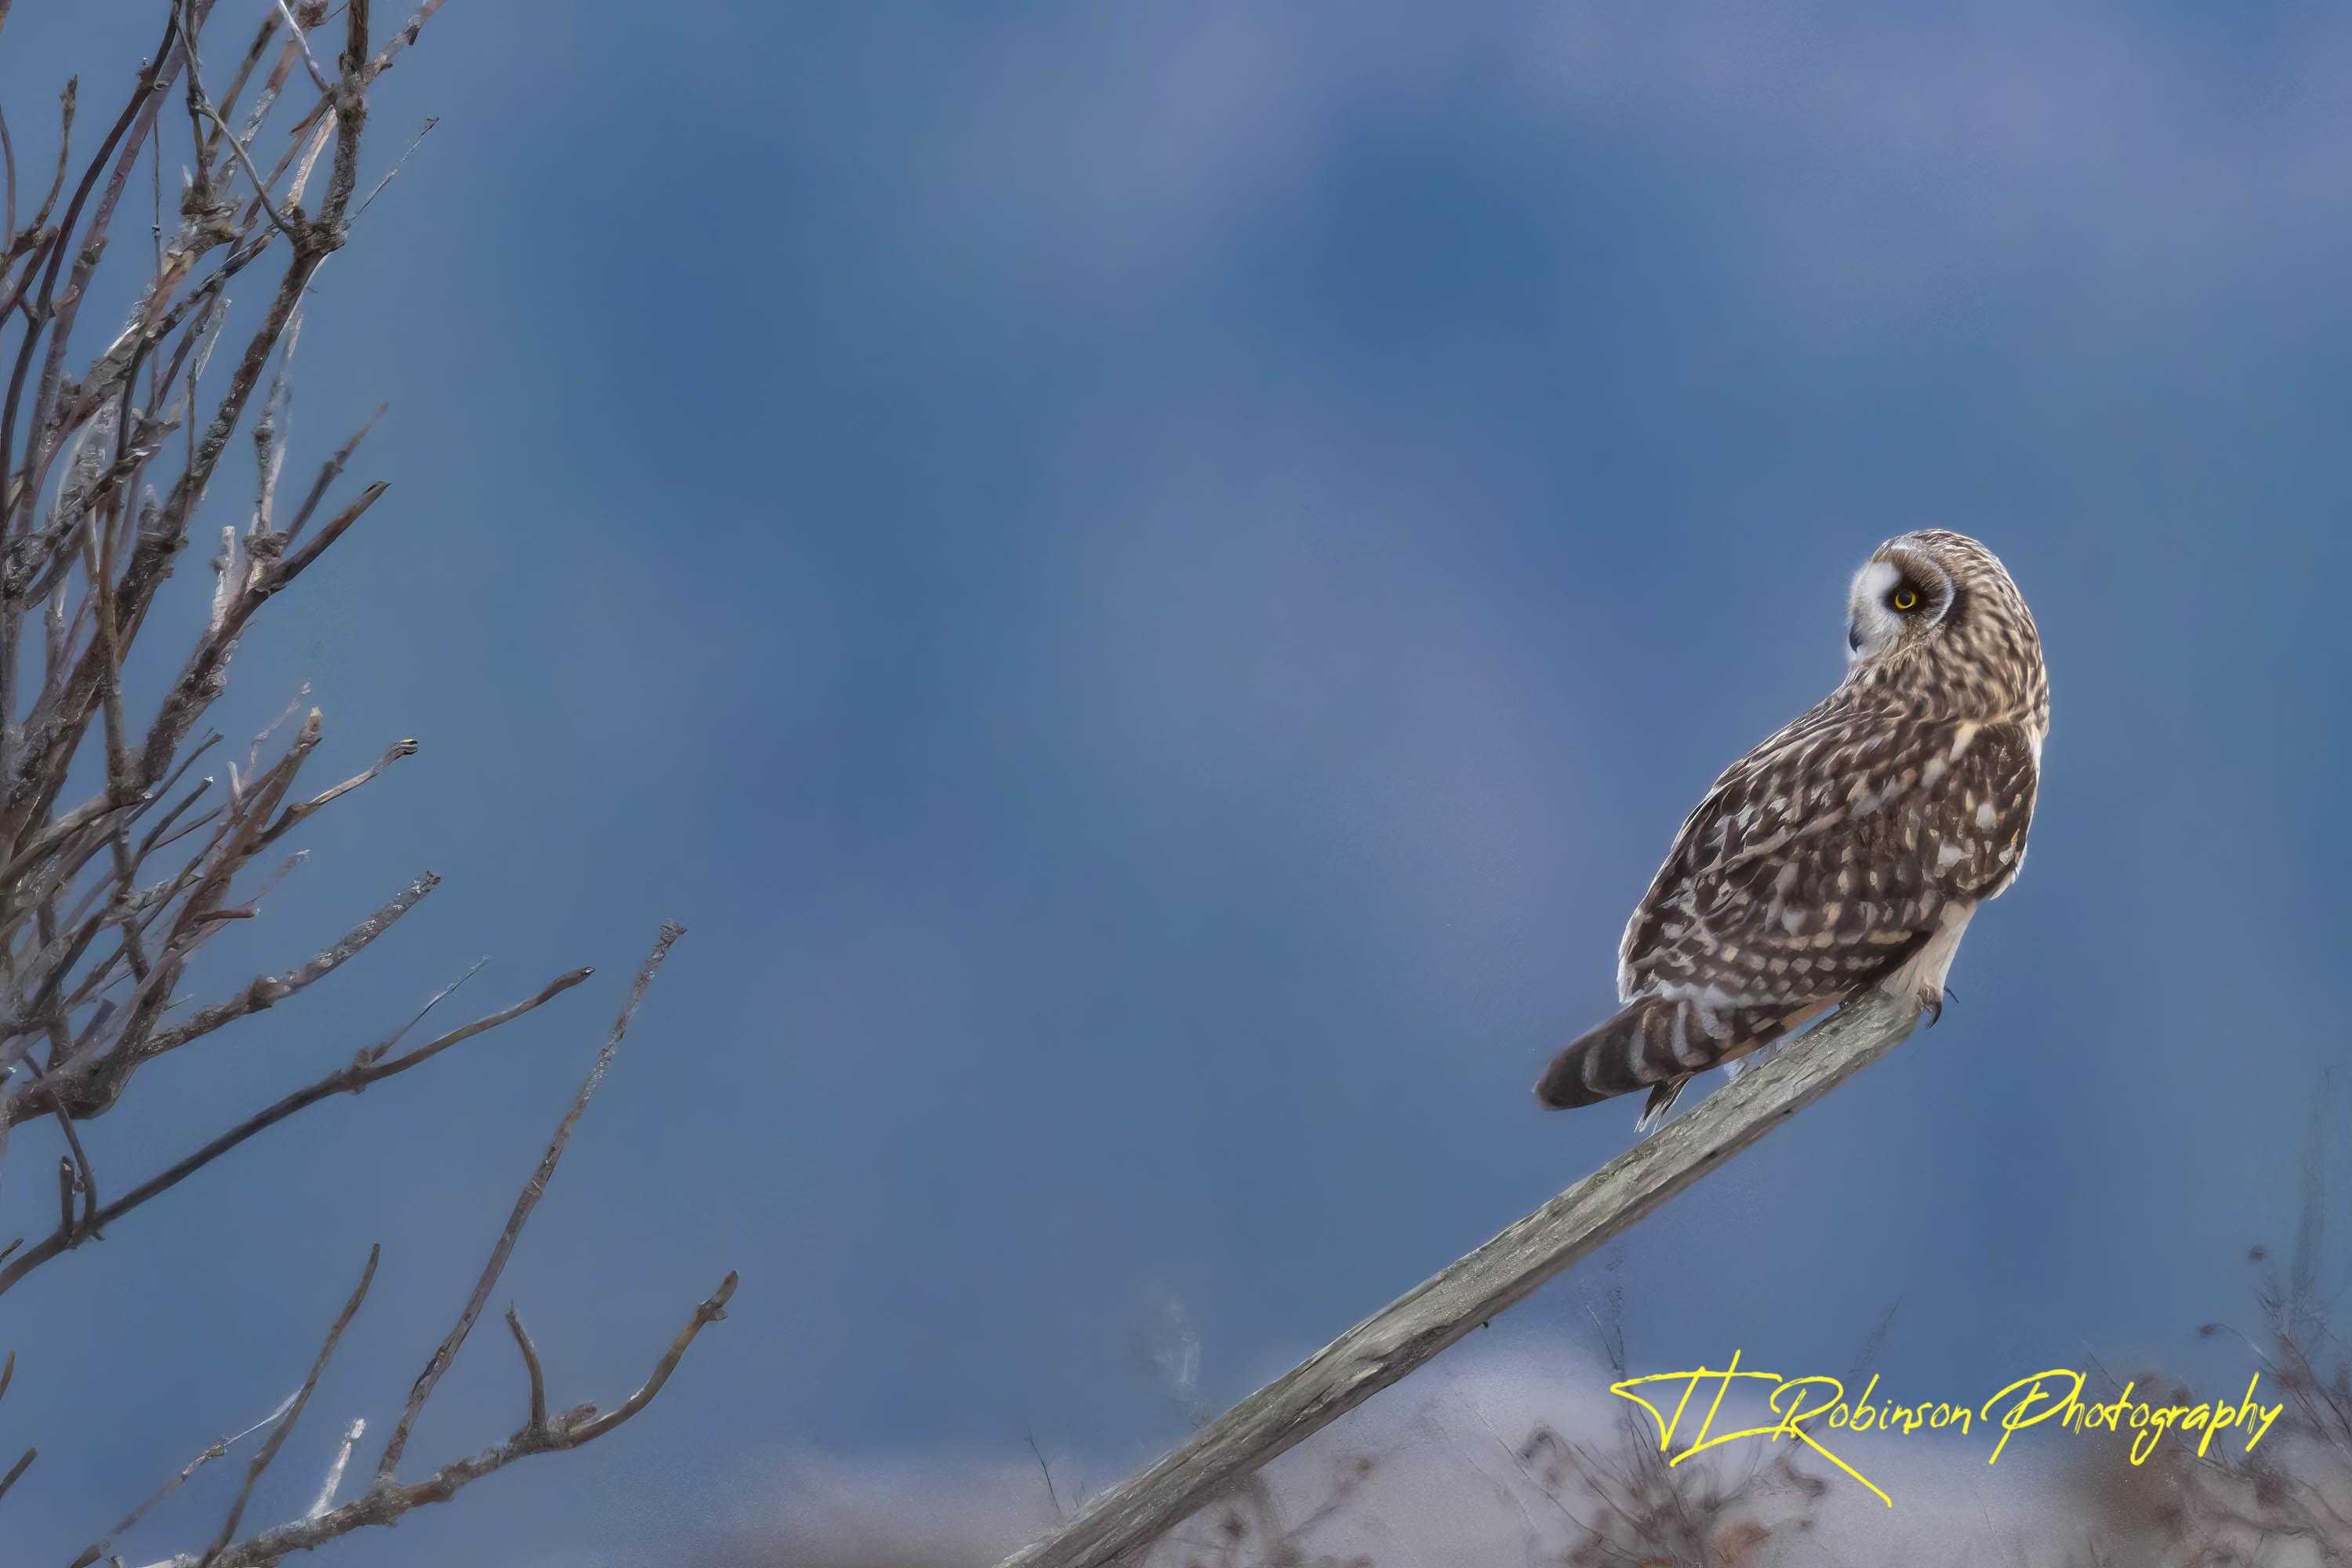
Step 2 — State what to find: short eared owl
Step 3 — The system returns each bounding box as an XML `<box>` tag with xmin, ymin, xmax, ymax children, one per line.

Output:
<box><xmin>1537</xmin><ymin>530</ymin><xmax>2049</xmax><ymax>1127</ymax></box>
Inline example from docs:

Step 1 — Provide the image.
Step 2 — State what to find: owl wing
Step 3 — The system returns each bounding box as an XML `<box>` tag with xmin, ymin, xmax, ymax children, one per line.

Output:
<box><xmin>1618</xmin><ymin>705</ymin><xmax>2038</xmax><ymax>1011</ymax></box>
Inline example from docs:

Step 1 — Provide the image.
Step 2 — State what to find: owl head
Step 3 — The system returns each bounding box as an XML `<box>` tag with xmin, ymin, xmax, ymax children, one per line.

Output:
<box><xmin>1845</xmin><ymin>529</ymin><xmax>2047</xmax><ymax>722</ymax></box>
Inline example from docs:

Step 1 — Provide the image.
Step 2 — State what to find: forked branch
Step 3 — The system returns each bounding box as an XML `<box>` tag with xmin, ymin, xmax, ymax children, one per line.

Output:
<box><xmin>105</xmin><ymin>924</ymin><xmax>737</xmax><ymax>1568</ymax></box>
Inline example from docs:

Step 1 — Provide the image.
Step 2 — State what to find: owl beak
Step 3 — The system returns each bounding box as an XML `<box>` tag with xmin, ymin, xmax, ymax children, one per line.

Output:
<box><xmin>1847</xmin><ymin>622</ymin><xmax>1865</xmax><ymax>654</ymax></box>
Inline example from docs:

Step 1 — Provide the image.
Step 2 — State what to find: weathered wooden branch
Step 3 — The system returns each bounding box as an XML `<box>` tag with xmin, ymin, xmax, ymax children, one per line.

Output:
<box><xmin>995</xmin><ymin>989</ymin><xmax>1925</xmax><ymax>1568</ymax></box>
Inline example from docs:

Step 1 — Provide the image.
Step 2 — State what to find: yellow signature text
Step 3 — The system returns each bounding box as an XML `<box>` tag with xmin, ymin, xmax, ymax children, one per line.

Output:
<box><xmin>1609</xmin><ymin>1352</ymin><xmax>2283</xmax><ymax>1507</ymax></box>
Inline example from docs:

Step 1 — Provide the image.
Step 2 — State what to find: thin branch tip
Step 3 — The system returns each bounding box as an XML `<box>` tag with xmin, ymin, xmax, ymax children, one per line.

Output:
<box><xmin>374</xmin><ymin>923</ymin><xmax>688</xmax><ymax>1482</ymax></box>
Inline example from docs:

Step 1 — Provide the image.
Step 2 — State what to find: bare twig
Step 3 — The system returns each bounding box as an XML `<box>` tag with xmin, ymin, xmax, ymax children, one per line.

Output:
<box><xmin>280</xmin><ymin>402</ymin><xmax>382</xmax><ymax>543</ymax></box>
<box><xmin>377</xmin><ymin>924</ymin><xmax>685</xmax><ymax>1480</ymax></box>
<box><xmin>124</xmin><ymin>869</ymin><xmax>438</xmax><ymax>1066</ymax></box>
<box><xmin>205</xmin><ymin>1244</ymin><xmax>379</xmax><ymax>1560</ymax></box>
<box><xmin>506</xmin><ymin>1305</ymin><xmax>548</xmax><ymax>1431</ymax></box>
<box><xmin>198</xmin><ymin>1270</ymin><xmax>735</xmax><ymax>1568</ymax></box>
<box><xmin>188</xmin><ymin>83</ymin><xmax>299</xmax><ymax>244</ymax></box>
<box><xmin>564</xmin><ymin>1269</ymin><xmax>736</xmax><ymax>1443</ymax></box>
<box><xmin>270</xmin><ymin>0</ymin><xmax>335</xmax><ymax>94</ymax></box>
<box><xmin>67</xmin><ymin>1396</ymin><xmax>290</xmax><ymax>1568</ymax></box>
<box><xmin>259</xmin><ymin>735</ymin><xmax>414</xmax><ymax>844</ymax></box>
<box><xmin>0</xmin><ymin>965</ymin><xmax>593</xmax><ymax>1296</ymax></box>
<box><xmin>355</xmin><ymin>114</ymin><xmax>434</xmax><ymax>218</ymax></box>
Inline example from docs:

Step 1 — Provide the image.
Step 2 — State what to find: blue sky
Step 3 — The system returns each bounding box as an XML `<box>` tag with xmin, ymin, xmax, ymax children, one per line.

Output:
<box><xmin>2</xmin><ymin>2</ymin><xmax>2348</xmax><ymax>1562</ymax></box>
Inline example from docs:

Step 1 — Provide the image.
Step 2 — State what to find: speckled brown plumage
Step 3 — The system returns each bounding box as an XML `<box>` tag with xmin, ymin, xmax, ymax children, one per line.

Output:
<box><xmin>1537</xmin><ymin>530</ymin><xmax>2049</xmax><ymax>1127</ymax></box>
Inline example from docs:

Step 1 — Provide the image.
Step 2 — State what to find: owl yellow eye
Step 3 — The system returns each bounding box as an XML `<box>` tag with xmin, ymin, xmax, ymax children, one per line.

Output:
<box><xmin>1892</xmin><ymin>587</ymin><xmax>1918</xmax><ymax>612</ymax></box>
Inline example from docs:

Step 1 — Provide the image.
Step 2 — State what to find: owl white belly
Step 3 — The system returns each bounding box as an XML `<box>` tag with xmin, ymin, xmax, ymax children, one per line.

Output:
<box><xmin>1878</xmin><ymin>898</ymin><xmax>1976</xmax><ymax>1010</ymax></box>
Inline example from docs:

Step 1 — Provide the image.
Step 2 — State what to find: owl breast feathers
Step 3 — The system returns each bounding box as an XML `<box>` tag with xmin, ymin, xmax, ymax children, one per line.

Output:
<box><xmin>1538</xmin><ymin>530</ymin><xmax>2049</xmax><ymax>1127</ymax></box>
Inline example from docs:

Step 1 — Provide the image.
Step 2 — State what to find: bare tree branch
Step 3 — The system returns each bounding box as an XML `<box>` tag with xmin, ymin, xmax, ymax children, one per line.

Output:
<box><xmin>505</xmin><ymin>1305</ymin><xmax>548</xmax><ymax>1432</ymax></box>
<box><xmin>193</xmin><ymin>1269</ymin><xmax>736</xmax><ymax>1568</ymax></box>
<box><xmin>0</xmin><ymin>11</ymin><xmax>732</xmax><ymax>1565</ymax></box>
<box><xmin>0</xmin><ymin>964</ymin><xmax>593</xmax><ymax>1297</ymax></box>
<box><xmin>125</xmin><ymin>868</ymin><xmax>437</xmax><ymax>1066</ymax></box>
<box><xmin>270</xmin><ymin>0</ymin><xmax>334</xmax><ymax>95</ymax></box>
<box><xmin>204</xmin><ymin>1243</ymin><xmax>378</xmax><ymax>1560</ymax></box>
<box><xmin>147</xmin><ymin>925</ymin><xmax>733</xmax><ymax>1568</ymax></box>
<box><xmin>67</xmin><ymin>1392</ymin><xmax>292</xmax><ymax>1567</ymax></box>
<box><xmin>377</xmin><ymin>922</ymin><xmax>685</xmax><ymax>1481</ymax></box>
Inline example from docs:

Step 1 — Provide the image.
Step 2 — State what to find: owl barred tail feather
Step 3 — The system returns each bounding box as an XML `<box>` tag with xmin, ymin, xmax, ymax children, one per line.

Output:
<box><xmin>1534</xmin><ymin>1000</ymin><xmax>1676</xmax><ymax>1110</ymax></box>
<box><xmin>1534</xmin><ymin>997</ymin><xmax>1803</xmax><ymax>1122</ymax></box>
